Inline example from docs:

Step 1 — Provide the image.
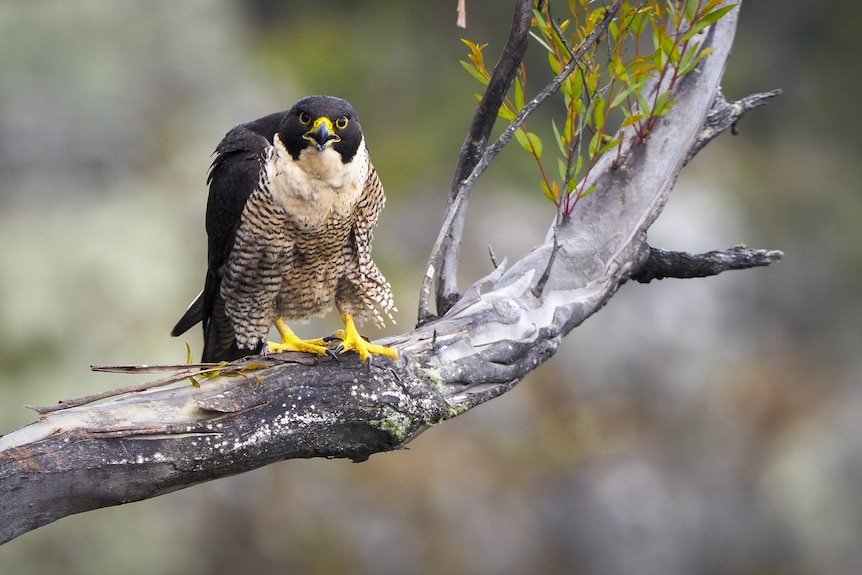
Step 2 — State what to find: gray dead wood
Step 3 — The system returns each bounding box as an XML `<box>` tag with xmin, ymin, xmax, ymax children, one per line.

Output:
<box><xmin>0</xmin><ymin>1</ymin><xmax>779</xmax><ymax>545</ymax></box>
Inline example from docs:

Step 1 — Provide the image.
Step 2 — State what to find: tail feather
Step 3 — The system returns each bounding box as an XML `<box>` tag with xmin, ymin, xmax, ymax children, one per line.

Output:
<box><xmin>201</xmin><ymin>293</ymin><xmax>262</xmax><ymax>363</ymax></box>
<box><xmin>171</xmin><ymin>291</ymin><xmax>205</xmax><ymax>337</ymax></box>
<box><xmin>171</xmin><ymin>289</ymin><xmax>261</xmax><ymax>362</ymax></box>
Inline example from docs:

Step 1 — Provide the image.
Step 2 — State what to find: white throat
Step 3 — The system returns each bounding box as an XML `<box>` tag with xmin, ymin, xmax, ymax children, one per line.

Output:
<box><xmin>264</xmin><ymin>134</ymin><xmax>369</xmax><ymax>231</ymax></box>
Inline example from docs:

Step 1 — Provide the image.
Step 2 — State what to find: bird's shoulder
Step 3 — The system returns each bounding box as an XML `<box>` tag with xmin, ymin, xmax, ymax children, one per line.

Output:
<box><xmin>204</xmin><ymin>112</ymin><xmax>290</xmax><ymax>269</ymax></box>
<box><xmin>215</xmin><ymin>111</ymin><xmax>286</xmax><ymax>154</ymax></box>
<box><xmin>207</xmin><ymin>111</ymin><xmax>288</xmax><ymax>181</ymax></box>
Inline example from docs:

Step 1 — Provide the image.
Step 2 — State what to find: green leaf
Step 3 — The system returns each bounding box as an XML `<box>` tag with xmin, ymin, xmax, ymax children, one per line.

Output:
<box><xmin>585</xmin><ymin>67</ymin><xmax>599</xmax><ymax>95</ymax></box>
<box><xmin>596</xmin><ymin>136</ymin><xmax>622</xmax><ymax>157</ymax></box>
<box><xmin>659</xmin><ymin>29</ymin><xmax>678</xmax><ymax>61</ymax></box>
<box><xmin>529</xmin><ymin>30</ymin><xmax>553</xmax><ymax>53</ymax></box>
<box><xmin>684</xmin><ymin>0</ymin><xmax>698</xmax><ymax>22</ymax></box>
<box><xmin>579</xmin><ymin>184</ymin><xmax>598</xmax><ymax>199</ymax></box>
<box><xmin>564</xmin><ymin>110</ymin><xmax>575</xmax><ymax>144</ymax></box>
<box><xmin>498</xmin><ymin>105</ymin><xmax>517</xmax><ymax>121</ymax></box>
<box><xmin>588</xmin><ymin>130</ymin><xmax>602</xmax><ymax>158</ymax></box>
<box><xmin>557</xmin><ymin>157</ymin><xmax>568</xmax><ymax>182</ymax></box>
<box><xmin>701</xmin><ymin>5</ymin><xmax>736</xmax><ymax>25</ymax></box>
<box><xmin>682</xmin><ymin>19</ymin><xmax>711</xmax><ymax>42</ymax></box>
<box><xmin>679</xmin><ymin>47</ymin><xmax>715</xmax><ymax>76</ymax></box>
<box><xmin>652</xmin><ymin>91</ymin><xmax>676</xmax><ymax>118</ymax></box>
<box><xmin>681</xmin><ymin>7</ymin><xmax>736</xmax><ymax>44</ymax></box>
<box><xmin>665</xmin><ymin>1</ymin><xmax>680</xmax><ymax>28</ymax></box>
<box><xmin>528</xmin><ymin>131</ymin><xmax>543</xmax><ymax>158</ymax></box>
<box><xmin>541</xmin><ymin>181</ymin><xmax>560</xmax><ymax>204</ymax></box>
<box><xmin>567</xmin><ymin>68</ymin><xmax>584</xmax><ymax>100</ymax></box>
<box><xmin>566</xmin><ymin>174</ymin><xmax>579</xmax><ymax>194</ymax></box>
<box><xmin>654</xmin><ymin>46</ymin><xmax>667</xmax><ymax>72</ymax></box>
<box><xmin>634</xmin><ymin>92</ymin><xmax>651</xmax><ymax>114</ymax></box>
<box><xmin>653</xmin><ymin>90</ymin><xmax>673</xmax><ymax>117</ymax></box>
<box><xmin>678</xmin><ymin>44</ymin><xmax>699</xmax><ymax>75</ymax></box>
<box><xmin>610</xmin><ymin>83</ymin><xmax>636</xmax><ymax>109</ymax></box>
<box><xmin>551</xmin><ymin>29</ymin><xmax>570</xmax><ymax>57</ymax></box>
<box><xmin>621</xmin><ymin>112</ymin><xmax>649</xmax><ymax>129</ymax></box>
<box><xmin>552</xmin><ymin>119</ymin><xmax>566</xmax><ymax>156</ymax></box>
<box><xmin>626</xmin><ymin>57</ymin><xmax>657</xmax><ymax>81</ymax></box>
<box><xmin>547</xmin><ymin>51</ymin><xmax>563</xmax><ymax>76</ymax></box>
<box><xmin>610</xmin><ymin>52</ymin><xmax>627</xmax><ymax>81</ymax></box>
<box><xmin>460</xmin><ymin>61</ymin><xmax>489</xmax><ymax>85</ymax></box>
<box><xmin>515</xmin><ymin>128</ymin><xmax>533</xmax><ymax>154</ymax></box>
<box><xmin>515</xmin><ymin>75</ymin><xmax>524</xmax><ymax>111</ymax></box>
<box><xmin>532</xmin><ymin>8</ymin><xmax>550</xmax><ymax>34</ymax></box>
<box><xmin>593</xmin><ymin>94</ymin><xmax>606</xmax><ymax>132</ymax></box>
<box><xmin>557</xmin><ymin>18</ymin><xmax>570</xmax><ymax>34</ymax></box>
<box><xmin>630</xmin><ymin>10</ymin><xmax>647</xmax><ymax>37</ymax></box>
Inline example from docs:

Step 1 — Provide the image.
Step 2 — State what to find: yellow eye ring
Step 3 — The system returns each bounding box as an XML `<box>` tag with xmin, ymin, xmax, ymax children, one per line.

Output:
<box><xmin>335</xmin><ymin>116</ymin><xmax>349</xmax><ymax>130</ymax></box>
<box><xmin>298</xmin><ymin>112</ymin><xmax>311</xmax><ymax>125</ymax></box>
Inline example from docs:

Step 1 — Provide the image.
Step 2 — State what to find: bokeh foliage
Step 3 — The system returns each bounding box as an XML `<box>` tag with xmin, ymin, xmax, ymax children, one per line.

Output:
<box><xmin>2</xmin><ymin>1</ymin><xmax>862</xmax><ymax>574</ymax></box>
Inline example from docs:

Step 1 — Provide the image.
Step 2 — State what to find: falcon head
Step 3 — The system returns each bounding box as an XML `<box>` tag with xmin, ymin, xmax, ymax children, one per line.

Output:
<box><xmin>278</xmin><ymin>95</ymin><xmax>363</xmax><ymax>164</ymax></box>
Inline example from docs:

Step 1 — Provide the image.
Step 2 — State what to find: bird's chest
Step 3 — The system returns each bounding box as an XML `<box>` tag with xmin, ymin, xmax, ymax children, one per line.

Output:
<box><xmin>266</xmin><ymin>141</ymin><xmax>365</xmax><ymax>233</ymax></box>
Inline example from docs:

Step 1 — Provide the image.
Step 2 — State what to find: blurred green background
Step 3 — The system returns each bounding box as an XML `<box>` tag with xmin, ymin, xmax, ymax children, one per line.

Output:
<box><xmin>2</xmin><ymin>1</ymin><xmax>861</xmax><ymax>574</ymax></box>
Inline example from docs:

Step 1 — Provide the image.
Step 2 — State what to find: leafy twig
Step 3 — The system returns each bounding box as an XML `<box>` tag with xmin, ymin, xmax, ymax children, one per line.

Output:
<box><xmin>418</xmin><ymin>0</ymin><xmax>535</xmax><ymax>324</ymax></box>
<box><xmin>420</xmin><ymin>0</ymin><xmax>624</xmax><ymax>322</ymax></box>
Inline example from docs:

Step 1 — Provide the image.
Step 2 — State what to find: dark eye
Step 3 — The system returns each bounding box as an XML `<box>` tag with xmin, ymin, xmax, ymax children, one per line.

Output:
<box><xmin>335</xmin><ymin>116</ymin><xmax>349</xmax><ymax>130</ymax></box>
<box><xmin>298</xmin><ymin>112</ymin><xmax>311</xmax><ymax>125</ymax></box>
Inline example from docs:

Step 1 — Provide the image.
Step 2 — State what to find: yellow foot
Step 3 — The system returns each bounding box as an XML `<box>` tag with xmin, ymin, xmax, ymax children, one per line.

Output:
<box><xmin>266</xmin><ymin>319</ymin><xmax>330</xmax><ymax>356</ymax></box>
<box><xmin>334</xmin><ymin>313</ymin><xmax>399</xmax><ymax>363</ymax></box>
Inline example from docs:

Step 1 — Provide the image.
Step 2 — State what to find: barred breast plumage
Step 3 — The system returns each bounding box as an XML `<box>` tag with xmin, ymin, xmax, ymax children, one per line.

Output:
<box><xmin>171</xmin><ymin>95</ymin><xmax>398</xmax><ymax>363</ymax></box>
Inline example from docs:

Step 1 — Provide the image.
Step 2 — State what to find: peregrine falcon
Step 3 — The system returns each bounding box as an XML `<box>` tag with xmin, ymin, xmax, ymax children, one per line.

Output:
<box><xmin>171</xmin><ymin>95</ymin><xmax>398</xmax><ymax>364</ymax></box>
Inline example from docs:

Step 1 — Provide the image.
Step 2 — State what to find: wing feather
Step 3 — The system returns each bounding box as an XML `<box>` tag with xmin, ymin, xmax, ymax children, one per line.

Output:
<box><xmin>172</xmin><ymin>111</ymin><xmax>288</xmax><ymax>362</ymax></box>
<box><xmin>337</xmin><ymin>163</ymin><xmax>396</xmax><ymax>326</ymax></box>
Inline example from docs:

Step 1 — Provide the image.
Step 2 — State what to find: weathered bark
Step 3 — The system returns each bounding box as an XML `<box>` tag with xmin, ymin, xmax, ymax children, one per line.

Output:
<box><xmin>631</xmin><ymin>246</ymin><xmax>783</xmax><ymax>283</ymax></box>
<box><xmin>0</xmin><ymin>0</ymin><xmax>779</xmax><ymax>545</ymax></box>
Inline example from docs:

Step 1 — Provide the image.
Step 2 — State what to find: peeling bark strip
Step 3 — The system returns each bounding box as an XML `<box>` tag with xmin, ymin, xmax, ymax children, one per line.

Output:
<box><xmin>1</xmin><ymin>1</ymin><xmax>780</xmax><ymax>545</ymax></box>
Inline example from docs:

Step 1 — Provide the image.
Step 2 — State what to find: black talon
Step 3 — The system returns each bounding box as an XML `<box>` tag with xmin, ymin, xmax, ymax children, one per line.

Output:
<box><xmin>325</xmin><ymin>348</ymin><xmax>341</xmax><ymax>362</ymax></box>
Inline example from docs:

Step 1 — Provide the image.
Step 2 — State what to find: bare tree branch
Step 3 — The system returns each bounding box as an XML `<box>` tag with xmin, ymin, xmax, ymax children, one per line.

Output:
<box><xmin>686</xmin><ymin>87</ymin><xmax>783</xmax><ymax>164</ymax></box>
<box><xmin>419</xmin><ymin>0</ymin><xmax>534</xmax><ymax>323</ymax></box>
<box><xmin>630</xmin><ymin>246</ymin><xmax>784</xmax><ymax>283</ymax></box>
<box><xmin>0</xmin><ymin>1</ymin><xmax>778</xmax><ymax>545</ymax></box>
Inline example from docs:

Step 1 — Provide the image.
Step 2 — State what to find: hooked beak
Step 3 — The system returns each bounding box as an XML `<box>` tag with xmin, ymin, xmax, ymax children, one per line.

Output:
<box><xmin>303</xmin><ymin>117</ymin><xmax>341</xmax><ymax>151</ymax></box>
